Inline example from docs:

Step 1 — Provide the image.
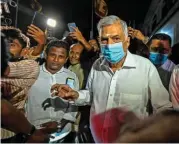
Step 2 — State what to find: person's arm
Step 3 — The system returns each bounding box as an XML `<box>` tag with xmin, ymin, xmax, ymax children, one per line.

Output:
<box><xmin>27</xmin><ymin>24</ymin><xmax>46</xmax><ymax>56</ymax></box>
<box><xmin>1</xmin><ymin>98</ymin><xmax>33</xmax><ymax>134</ymax></box>
<box><xmin>148</xmin><ymin>62</ymin><xmax>172</xmax><ymax>112</ymax></box>
<box><xmin>128</xmin><ymin>27</ymin><xmax>149</xmax><ymax>44</ymax></box>
<box><xmin>169</xmin><ymin>65</ymin><xmax>179</xmax><ymax>108</ymax></box>
<box><xmin>6</xmin><ymin>60</ymin><xmax>39</xmax><ymax>79</ymax></box>
<box><xmin>69</xmin><ymin>27</ymin><xmax>92</xmax><ymax>51</ymax></box>
<box><xmin>51</xmin><ymin>66</ymin><xmax>94</xmax><ymax>105</ymax></box>
<box><xmin>74</xmin><ymin>66</ymin><xmax>94</xmax><ymax>105</ymax></box>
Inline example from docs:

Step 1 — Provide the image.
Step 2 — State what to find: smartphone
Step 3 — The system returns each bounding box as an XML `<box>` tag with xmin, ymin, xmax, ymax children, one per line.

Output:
<box><xmin>67</xmin><ymin>22</ymin><xmax>77</xmax><ymax>32</ymax></box>
<box><xmin>31</xmin><ymin>11</ymin><xmax>47</xmax><ymax>32</ymax></box>
<box><xmin>66</xmin><ymin>78</ymin><xmax>75</xmax><ymax>89</ymax></box>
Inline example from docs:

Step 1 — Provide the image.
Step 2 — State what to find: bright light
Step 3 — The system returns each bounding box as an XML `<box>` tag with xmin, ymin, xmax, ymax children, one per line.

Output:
<box><xmin>47</xmin><ymin>18</ymin><xmax>56</xmax><ymax>27</ymax></box>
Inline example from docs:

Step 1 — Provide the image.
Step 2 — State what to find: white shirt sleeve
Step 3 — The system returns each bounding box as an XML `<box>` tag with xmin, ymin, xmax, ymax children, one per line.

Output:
<box><xmin>169</xmin><ymin>65</ymin><xmax>179</xmax><ymax>109</ymax></box>
<box><xmin>74</xmin><ymin>66</ymin><xmax>94</xmax><ymax>106</ymax></box>
<box><xmin>149</xmin><ymin>63</ymin><xmax>172</xmax><ymax>113</ymax></box>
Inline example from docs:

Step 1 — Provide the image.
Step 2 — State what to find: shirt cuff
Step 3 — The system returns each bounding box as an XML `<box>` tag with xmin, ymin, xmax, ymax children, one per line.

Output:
<box><xmin>75</xmin><ymin>90</ymin><xmax>88</xmax><ymax>105</ymax></box>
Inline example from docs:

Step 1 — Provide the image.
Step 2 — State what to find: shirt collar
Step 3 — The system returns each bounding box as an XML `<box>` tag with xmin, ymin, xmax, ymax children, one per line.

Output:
<box><xmin>100</xmin><ymin>51</ymin><xmax>136</xmax><ymax>68</ymax></box>
<box><xmin>123</xmin><ymin>51</ymin><xmax>136</xmax><ymax>68</ymax></box>
<box><xmin>41</xmin><ymin>63</ymin><xmax>65</xmax><ymax>74</ymax></box>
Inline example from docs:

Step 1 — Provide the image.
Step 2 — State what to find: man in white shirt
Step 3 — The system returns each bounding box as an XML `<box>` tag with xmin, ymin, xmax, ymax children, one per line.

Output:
<box><xmin>26</xmin><ymin>40</ymin><xmax>79</xmax><ymax>142</ymax></box>
<box><xmin>50</xmin><ymin>16</ymin><xmax>172</xmax><ymax>142</ymax></box>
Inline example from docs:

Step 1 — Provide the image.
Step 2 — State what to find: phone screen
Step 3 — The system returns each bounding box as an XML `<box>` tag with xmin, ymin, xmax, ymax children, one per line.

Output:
<box><xmin>67</xmin><ymin>23</ymin><xmax>77</xmax><ymax>32</ymax></box>
<box><xmin>31</xmin><ymin>11</ymin><xmax>47</xmax><ymax>32</ymax></box>
<box><xmin>66</xmin><ymin>78</ymin><xmax>75</xmax><ymax>89</ymax></box>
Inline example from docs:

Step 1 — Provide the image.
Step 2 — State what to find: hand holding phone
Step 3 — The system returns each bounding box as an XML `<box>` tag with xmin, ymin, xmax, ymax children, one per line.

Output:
<box><xmin>31</xmin><ymin>11</ymin><xmax>47</xmax><ymax>32</ymax></box>
<box><xmin>67</xmin><ymin>22</ymin><xmax>77</xmax><ymax>32</ymax></box>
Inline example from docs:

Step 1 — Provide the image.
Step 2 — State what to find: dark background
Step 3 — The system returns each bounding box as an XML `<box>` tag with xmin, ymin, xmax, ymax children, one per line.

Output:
<box><xmin>2</xmin><ymin>0</ymin><xmax>152</xmax><ymax>40</ymax></box>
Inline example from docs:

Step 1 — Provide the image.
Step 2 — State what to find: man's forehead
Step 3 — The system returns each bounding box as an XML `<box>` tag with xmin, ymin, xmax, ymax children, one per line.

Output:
<box><xmin>71</xmin><ymin>44</ymin><xmax>83</xmax><ymax>51</ymax></box>
<box><xmin>100</xmin><ymin>23</ymin><xmax>124</xmax><ymax>37</ymax></box>
<box><xmin>13</xmin><ymin>39</ymin><xmax>21</xmax><ymax>46</ymax></box>
<box><xmin>50</xmin><ymin>47</ymin><xmax>66</xmax><ymax>54</ymax></box>
<box><xmin>151</xmin><ymin>39</ymin><xmax>170</xmax><ymax>48</ymax></box>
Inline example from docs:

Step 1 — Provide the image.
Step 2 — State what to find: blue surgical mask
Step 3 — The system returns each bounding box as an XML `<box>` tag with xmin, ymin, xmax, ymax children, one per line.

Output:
<box><xmin>101</xmin><ymin>42</ymin><xmax>125</xmax><ymax>64</ymax></box>
<box><xmin>149</xmin><ymin>52</ymin><xmax>168</xmax><ymax>65</ymax></box>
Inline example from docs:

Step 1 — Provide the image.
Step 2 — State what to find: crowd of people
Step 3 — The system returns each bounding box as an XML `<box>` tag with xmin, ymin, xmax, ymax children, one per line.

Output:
<box><xmin>1</xmin><ymin>15</ymin><xmax>179</xmax><ymax>143</ymax></box>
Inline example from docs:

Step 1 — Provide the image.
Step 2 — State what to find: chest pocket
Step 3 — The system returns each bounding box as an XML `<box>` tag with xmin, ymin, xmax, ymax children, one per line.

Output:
<box><xmin>119</xmin><ymin>93</ymin><xmax>143</xmax><ymax>115</ymax></box>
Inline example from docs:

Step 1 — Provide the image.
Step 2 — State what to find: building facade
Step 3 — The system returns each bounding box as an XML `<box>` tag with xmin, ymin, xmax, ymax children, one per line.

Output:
<box><xmin>143</xmin><ymin>0</ymin><xmax>179</xmax><ymax>45</ymax></box>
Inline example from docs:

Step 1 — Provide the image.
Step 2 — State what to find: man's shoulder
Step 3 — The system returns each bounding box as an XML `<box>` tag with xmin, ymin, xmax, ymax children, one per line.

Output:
<box><xmin>131</xmin><ymin>53</ymin><xmax>153</xmax><ymax>67</ymax></box>
<box><xmin>92</xmin><ymin>57</ymin><xmax>105</xmax><ymax>67</ymax></box>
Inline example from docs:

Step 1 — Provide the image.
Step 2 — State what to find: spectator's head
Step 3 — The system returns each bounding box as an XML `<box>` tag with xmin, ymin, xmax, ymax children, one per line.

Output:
<box><xmin>45</xmin><ymin>40</ymin><xmax>69</xmax><ymax>74</ymax></box>
<box><xmin>147</xmin><ymin>33</ymin><xmax>172</xmax><ymax>66</ymax></box>
<box><xmin>129</xmin><ymin>39</ymin><xmax>149</xmax><ymax>59</ymax></box>
<box><xmin>169</xmin><ymin>43</ymin><xmax>179</xmax><ymax>65</ymax></box>
<box><xmin>69</xmin><ymin>43</ymin><xmax>84</xmax><ymax>65</ymax></box>
<box><xmin>97</xmin><ymin>15</ymin><xmax>130</xmax><ymax>64</ymax></box>
<box><xmin>1</xmin><ymin>26</ymin><xmax>30</xmax><ymax>57</ymax></box>
<box><xmin>89</xmin><ymin>39</ymin><xmax>100</xmax><ymax>52</ymax></box>
<box><xmin>1</xmin><ymin>32</ymin><xmax>10</xmax><ymax>76</ymax></box>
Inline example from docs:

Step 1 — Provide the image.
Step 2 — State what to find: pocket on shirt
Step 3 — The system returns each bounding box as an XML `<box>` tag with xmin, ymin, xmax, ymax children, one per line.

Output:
<box><xmin>119</xmin><ymin>93</ymin><xmax>142</xmax><ymax>112</ymax></box>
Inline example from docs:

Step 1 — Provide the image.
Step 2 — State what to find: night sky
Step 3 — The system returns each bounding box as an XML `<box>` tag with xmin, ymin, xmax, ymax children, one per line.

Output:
<box><xmin>12</xmin><ymin>0</ymin><xmax>151</xmax><ymax>39</ymax></box>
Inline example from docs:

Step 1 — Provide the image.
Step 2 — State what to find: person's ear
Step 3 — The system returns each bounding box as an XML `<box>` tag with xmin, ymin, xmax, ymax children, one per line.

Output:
<box><xmin>126</xmin><ymin>36</ymin><xmax>130</xmax><ymax>48</ymax></box>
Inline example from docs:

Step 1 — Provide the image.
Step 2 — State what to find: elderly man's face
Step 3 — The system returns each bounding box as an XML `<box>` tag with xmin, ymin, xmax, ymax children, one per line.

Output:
<box><xmin>69</xmin><ymin>44</ymin><xmax>83</xmax><ymax>65</ymax></box>
<box><xmin>99</xmin><ymin>22</ymin><xmax>130</xmax><ymax>53</ymax></box>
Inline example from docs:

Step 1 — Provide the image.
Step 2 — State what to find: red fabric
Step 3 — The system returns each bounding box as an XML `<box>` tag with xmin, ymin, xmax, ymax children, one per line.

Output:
<box><xmin>91</xmin><ymin>108</ymin><xmax>128</xmax><ymax>143</ymax></box>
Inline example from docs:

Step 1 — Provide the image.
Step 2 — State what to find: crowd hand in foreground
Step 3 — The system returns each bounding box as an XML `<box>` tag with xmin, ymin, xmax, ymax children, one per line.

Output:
<box><xmin>116</xmin><ymin>110</ymin><xmax>179</xmax><ymax>143</ymax></box>
<box><xmin>26</xmin><ymin>121</ymin><xmax>58</xmax><ymax>143</ymax></box>
<box><xmin>51</xmin><ymin>84</ymin><xmax>79</xmax><ymax>101</ymax></box>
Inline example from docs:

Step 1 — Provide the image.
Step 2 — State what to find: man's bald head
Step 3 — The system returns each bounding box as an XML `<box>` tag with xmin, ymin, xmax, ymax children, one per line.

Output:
<box><xmin>69</xmin><ymin>43</ymin><xmax>84</xmax><ymax>65</ymax></box>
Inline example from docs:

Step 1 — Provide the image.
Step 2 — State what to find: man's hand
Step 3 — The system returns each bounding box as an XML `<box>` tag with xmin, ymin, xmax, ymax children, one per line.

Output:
<box><xmin>128</xmin><ymin>27</ymin><xmax>145</xmax><ymax>41</ymax></box>
<box><xmin>51</xmin><ymin>84</ymin><xmax>79</xmax><ymax>101</ymax></box>
<box><xmin>69</xmin><ymin>27</ymin><xmax>85</xmax><ymax>42</ymax></box>
<box><xmin>27</xmin><ymin>121</ymin><xmax>58</xmax><ymax>143</ymax></box>
<box><xmin>89</xmin><ymin>39</ymin><xmax>99</xmax><ymax>52</ymax></box>
<box><xmin>26</xmin><ymin>128</ymin><xmax>49</xmax><ymax>143</ymax></box>
<box><xmin>27</xmin><ymin>24</ymin><xmax>46</xmax><ymax>45</ymax></box>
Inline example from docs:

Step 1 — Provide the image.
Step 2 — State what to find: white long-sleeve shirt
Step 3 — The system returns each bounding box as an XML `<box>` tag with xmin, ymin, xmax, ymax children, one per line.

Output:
<box><xmin>75</xmin><ymin>51</ymin><xmax>172</xmax><ymax>119</ymax></box>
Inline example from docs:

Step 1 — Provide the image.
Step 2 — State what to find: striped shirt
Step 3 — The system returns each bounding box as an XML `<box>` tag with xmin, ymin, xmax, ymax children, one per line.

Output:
<box><xmin>1</xmin><ymin>60</ymin><xmax>39</xmax><ymax>139</ymax></box>
<box><xmin>169</xmin><ymin>65</ymin><xmax>179</xmax><ymax>109</ymax></box>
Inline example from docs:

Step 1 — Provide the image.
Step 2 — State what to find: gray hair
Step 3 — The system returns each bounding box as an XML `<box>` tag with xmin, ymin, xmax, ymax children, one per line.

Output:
<box><xmin>97</xmin><ymin>15</ymin><xmax>128</xmax><ymax>37</ymax></box>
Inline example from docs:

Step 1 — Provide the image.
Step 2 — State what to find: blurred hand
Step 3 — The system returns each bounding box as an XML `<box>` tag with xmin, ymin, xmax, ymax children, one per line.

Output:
<box><xmin>69</xmin><ymin>27</ymin><xmax>85</xmax><ymax>42</ymax></box>
<box><xmin>26</xmin><ymin>129</ymin><xmax>49</xmax><ymax>143</ymax></box>
<box><xmin>40</xmin><ymin>121</ymin><xmax>58</xmax><ymax>134</ymax></box>
<box><xmin>27</xmin><ymin>24</ymin><xmax>46</xmax><ymax>45</ymax></box>
<box><xmin>51</xmin><ymin>84</ymin><xmax>79</xmax><ymax>101</ymax></box>
<box><xmin>128</xmin><ymin>27</ymin><xmax>145</xmax><ymax>41</ymax></box>
<box><xmin>27</xmin><ymin>121</ymin><xmax>59</xmax><ymax>143</ymax></box>
<box><xmin>20</xmin><ymin>47</ymin><xmax>34</xmax><ymax>58</ymax></box>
